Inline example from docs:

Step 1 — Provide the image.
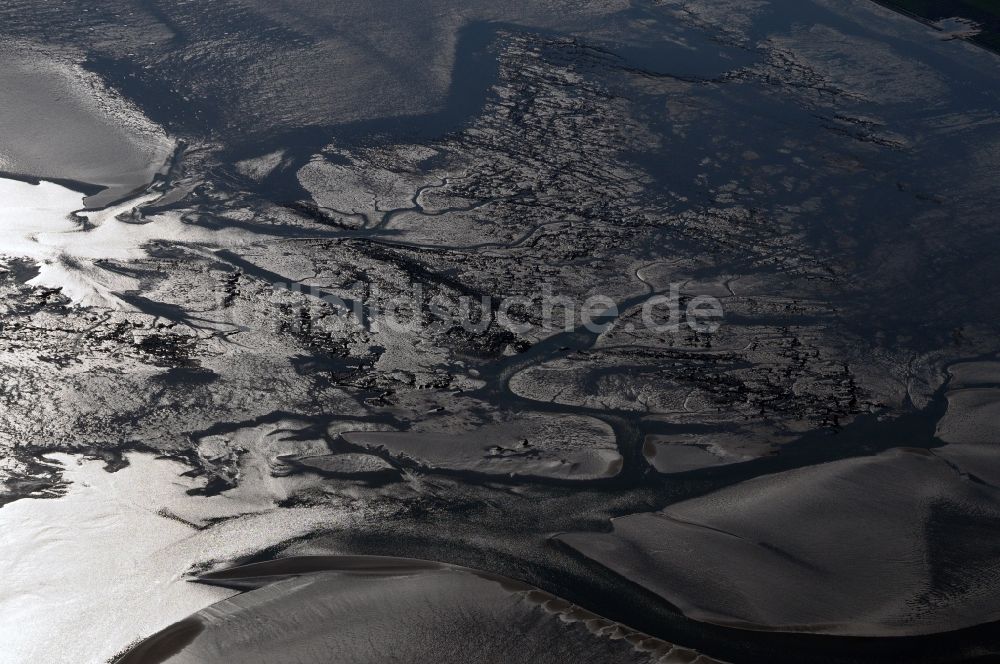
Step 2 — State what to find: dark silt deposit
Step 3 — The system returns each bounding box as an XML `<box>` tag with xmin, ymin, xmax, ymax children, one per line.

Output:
<box><xmin>2</xmin><ymin>1</ymin><xmax>1000</xmax><ymax>663</ymax></box>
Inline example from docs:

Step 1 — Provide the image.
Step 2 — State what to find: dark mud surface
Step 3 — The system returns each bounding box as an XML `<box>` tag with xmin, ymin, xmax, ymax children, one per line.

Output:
<box><xmin>2</xmin><ymin>1</ymin><xmax>1000</xmax><ymax>663</ymax></box>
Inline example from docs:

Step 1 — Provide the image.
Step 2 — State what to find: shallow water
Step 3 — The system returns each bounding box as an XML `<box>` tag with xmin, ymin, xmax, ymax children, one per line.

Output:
<box><xmin>0</xmin><ymin>47</ymin><xmax>172</xmax><ymax>207</ymax></box>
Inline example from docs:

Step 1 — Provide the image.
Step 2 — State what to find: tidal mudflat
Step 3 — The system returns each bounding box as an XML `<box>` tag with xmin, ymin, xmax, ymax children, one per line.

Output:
<box><xmin>2</xmin><ymin>1</ymin><xmax>1000</xmax><ymax>663</ymax></box>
